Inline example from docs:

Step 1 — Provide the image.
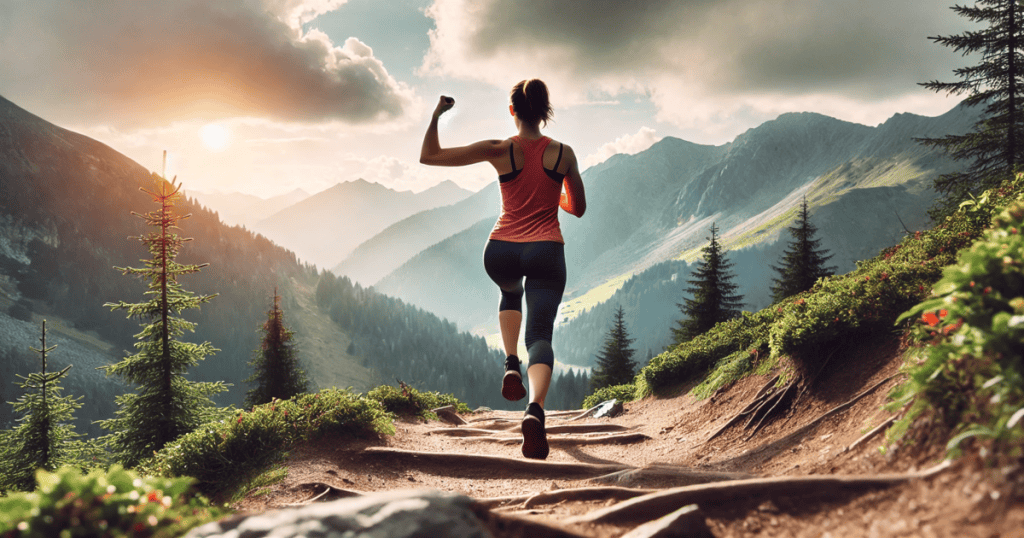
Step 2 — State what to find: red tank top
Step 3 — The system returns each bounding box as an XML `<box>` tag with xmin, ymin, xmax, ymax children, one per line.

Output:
<box><xmin>489</xmin><ymin>136</ymin><xmax>566</xmax><ymax>243</ymax></box>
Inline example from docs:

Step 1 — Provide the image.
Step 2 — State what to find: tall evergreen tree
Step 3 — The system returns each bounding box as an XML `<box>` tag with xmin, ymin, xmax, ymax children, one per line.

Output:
<box><xmin>770</xmin><ymin>198</ymin><xmax>836</xmax><ymax>302</ymax></box>
<box><xmin>591</xmin><ymin>305</ymin><xmax>638</xmax><ymax>391</ymax></box>
<box><xmin>918</xmin><ymin>0</ymin><xmax>1024</xmax><ymax>218</ymax></box>
<box><xmin>0</xmin><ymin>321</ymin><xmax>82</xmax><ymax>492</ymax></box>
<box><xmin>99</xmin><ymin>172</ymin><xmax>226</xmax><ymax>467</ymax></box>
<box><xmin>672</xmin><ymin>223</ymin><xmax>743</xmax><ymax>345</ymax></box>
<box><xmin>245</xmin><ymin>288</ymin><xmax>309</xmax><ymax>407</ymax></box>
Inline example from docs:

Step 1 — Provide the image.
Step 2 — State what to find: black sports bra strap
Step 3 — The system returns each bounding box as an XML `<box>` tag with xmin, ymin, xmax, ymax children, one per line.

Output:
<box><xmin>508</xmin><ymin>142</ymin><xmax>516</xmax><ymax>171</ymax></box>
<box><xmin>552</xmin><ymin>143</ymin><xmax>563</xmax><ymax>172</ymax></box>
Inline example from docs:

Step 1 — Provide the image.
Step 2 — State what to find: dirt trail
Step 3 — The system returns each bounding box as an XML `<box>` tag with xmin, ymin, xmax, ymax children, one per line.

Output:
<box><xmin>233</xmin><ymin>338</ymin><xmax>1023</xmax><ymax>537</ymax></box>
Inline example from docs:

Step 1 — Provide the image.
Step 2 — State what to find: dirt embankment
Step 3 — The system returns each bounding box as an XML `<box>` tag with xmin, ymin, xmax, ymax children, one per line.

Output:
<box><xmin>232</xmin><ymin>336</ymin><xmax>1023</xmax><ymax>537</ymax></box>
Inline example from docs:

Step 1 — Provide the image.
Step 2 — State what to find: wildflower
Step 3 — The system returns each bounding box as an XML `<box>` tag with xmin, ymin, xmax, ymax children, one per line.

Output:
<box><xmin>922</xmin><ymin>312</ymin><xmax>941</xmax><ymax>326</ymax></box>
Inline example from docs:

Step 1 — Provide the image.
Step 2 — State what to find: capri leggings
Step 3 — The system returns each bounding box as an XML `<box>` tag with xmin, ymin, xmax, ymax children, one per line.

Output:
<box><xmin>482</xmin><ymin>240</ymin><xmax>566</xmax><ymax>369</ymax></box>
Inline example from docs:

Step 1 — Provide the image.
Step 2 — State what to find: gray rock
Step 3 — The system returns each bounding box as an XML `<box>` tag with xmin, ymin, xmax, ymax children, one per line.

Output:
<box><xmin>619</xmin><ymin>504</ymin><xmax>713</xmax><ymax>538</ymax></box>
<box><xmin>185</xmin><ymin>489</ymin><xmax>493</xmax><ymax>538</ymax></box>
<box><xmin>594</xmin><ymin>399</ymin><xmax>624</xmax><ymax>418</ymax></box>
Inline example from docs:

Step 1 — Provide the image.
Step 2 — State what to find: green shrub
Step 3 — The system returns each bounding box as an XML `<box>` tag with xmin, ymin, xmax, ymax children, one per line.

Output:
<box><xmin>890</xmin><ymin>199</ymin><xmax>1024</xmax><ymax>455</ymax></box>
<box><xmin>581</xmin><ymin>384</ymin><xmax>637</xmax><ymax>409</ymax></box>
<box><xmin>637</xmin><ymin>309</ymin><xmax>775</xmax><ymax>397</ymax></box>
<box><xmin>366</xmin><ymin>383</ymin><xmax>470</xmax><ymax>419</ymax></box>
<box><xmin>143</xmin><ymin>388</ymin><xmax>393</xmax><ymax>495</ymax></box>
<box><xmin>0</xmin><ymin>465</ymin><xmax>221</xmax><ymax>538</ymax></box>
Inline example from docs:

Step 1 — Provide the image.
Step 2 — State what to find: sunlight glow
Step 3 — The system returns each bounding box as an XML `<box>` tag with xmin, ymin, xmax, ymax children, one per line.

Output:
<box><xmin>199</xmin><ymin>123</ymin><xmax>231</xmax><ymax>152</ymax></box>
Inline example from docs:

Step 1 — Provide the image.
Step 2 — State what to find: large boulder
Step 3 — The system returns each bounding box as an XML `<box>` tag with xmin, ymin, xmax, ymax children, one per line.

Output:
<box><xmin>185</xmin><ymin>489</ymin><xmax>493</xmax><ymax>538</ymax></box>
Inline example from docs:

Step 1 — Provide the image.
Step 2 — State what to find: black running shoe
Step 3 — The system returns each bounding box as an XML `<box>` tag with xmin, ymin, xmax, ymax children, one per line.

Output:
<box><xmin>521</xmin><ymin>402</ymin><xmax>548</xmax><ymax>460</ymax></box>
<box><xmin>502</xmin><ymin>355</ymin><xmax>526</xmax><ymax>401</ymax></box>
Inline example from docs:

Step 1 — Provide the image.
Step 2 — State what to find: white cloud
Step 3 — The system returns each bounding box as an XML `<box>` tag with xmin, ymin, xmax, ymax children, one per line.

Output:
<box><xmin>0</xmin><ymin>0</ymin><xmax>415</xmax><ymax>128</ymax></box>
<box><xmin>420</xmin><ymin>0</ymin><xmax>970</xmax><ymax>142</ymax></box>
<box><xmin>582</xmin><ymin>127</ymin><xmax>661</xmax><ymax>169</ymax></box>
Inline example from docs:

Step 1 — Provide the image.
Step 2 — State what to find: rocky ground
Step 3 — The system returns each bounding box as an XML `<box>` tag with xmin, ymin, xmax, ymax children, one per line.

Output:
<box><xmin>223</xmin><ymin>336</ymin><xmax>1024</xmax><ymax>537</ymax></box>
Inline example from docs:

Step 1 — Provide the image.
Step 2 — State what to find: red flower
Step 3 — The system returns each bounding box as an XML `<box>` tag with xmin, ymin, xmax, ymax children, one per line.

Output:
<box><xmin>939</xmin><ymin>309</ymin><xmax>948</xmax><ymax>318</ymax></box>
<box><xmin>148</xmin><ymin>491</ymin><xmax>160</xmax><ymax>503</ymax></box>
<box><xmin>922</xmin><ymin>312</ymin><xmax>941</xmax><ymax>326</ymax></box>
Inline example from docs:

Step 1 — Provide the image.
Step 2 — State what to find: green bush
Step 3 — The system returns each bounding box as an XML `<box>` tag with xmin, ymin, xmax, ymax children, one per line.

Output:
<box><xmin>366</xmin><ymin>383</ymin><xmax>470</xmax><ymax>419</ymax></box>
<box><xmin>890</xmin><ymin>199</ymin><xmax>1024</xmax><ymax>455</ymax></box>
<box><xmin>638</xmin><ymin>309</ymin><xmax>775</xmax><ymax>397</ymax></box>
<box><xmin>581</xmin><ymin>384</ymin><xmax>637</xmax><ymax>409</ymax></box>
<box><xmin>0</xmin><ymin>465</ymin><xmax>221</xmax><ymax>538</ymax></box>
<box><xmin>142</xmin><ymin>388</ymin><xmax>393</xmax><ymax>495</ymax></box>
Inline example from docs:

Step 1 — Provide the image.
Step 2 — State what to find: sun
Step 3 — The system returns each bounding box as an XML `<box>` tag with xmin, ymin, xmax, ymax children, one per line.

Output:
<box><xmin>199</xmin><ymin>123</ymin><xmax>231</xmax><ymax>152</ymax></box>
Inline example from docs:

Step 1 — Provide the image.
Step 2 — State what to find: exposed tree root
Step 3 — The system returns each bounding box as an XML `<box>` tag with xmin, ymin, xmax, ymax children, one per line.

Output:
<box><xmin>706</xmin><ymin>375</ymin><xmax>784</xmax><ymax>441</ymax></box>
<box><xmin>564</xmin><ymin>404</ymin><xmax>605</xmax><ymax>422</ymax></box>
<box><xmin>843</xmin><ymin>415</ymin><xmax>898</xmax><ymax>454</ymax></box>
<box><xmin>363</xmin><ymin>447</ymin><xmax>633</xmax><ymax>478</ymax></box>
<box><xmin>469</xmin><ymin>504</ymin><xmax>591</xmax><ymax>538</ymax></box>
<box><xmin>745</xmin><ymin>380</ymin><xmax>798</xmax><ymax>440</ymax></box>
<box><xmin>710</xmin><ymin>374</ymin><xmax>899</xmax><ymax>470</ymax></box>
<box><xmin>473</xmin><ymin>486</ymin><xmax>657</xmax><ymax>509</ymax></box>
<box><xmin>284</xmin><ymin>482</ymin><xmax>364</xmax><ymax>506</ymax></box>
<box><xmin>430</xmin><ymin>423</ymin><xmax>633</xmax><ymax>438</ymax></box>
<box><xmin>458</xmin><ymin>432</ymin><xmax>651</xmax><ymax>447</ymax></box>
<box><xmin>431</xmin><ymin>405</ymin><xmax>468</xmax><ymax>426</ymax></box>
<box><xmin>589</xmin><ymin>465</ymin><xmax>754</xmax><ymax>489</ymax></box>
<box><xmin>566</xmin><ymin>460</ymin><xmax>952</xmax><ymax>527</ymax></box>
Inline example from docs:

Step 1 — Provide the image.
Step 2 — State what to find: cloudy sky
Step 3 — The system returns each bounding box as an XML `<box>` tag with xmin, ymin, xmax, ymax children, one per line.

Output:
<box><xmin>0</xmin><ymin>0</ymin><xmax>971</xmax><ymax>198</ymax></box>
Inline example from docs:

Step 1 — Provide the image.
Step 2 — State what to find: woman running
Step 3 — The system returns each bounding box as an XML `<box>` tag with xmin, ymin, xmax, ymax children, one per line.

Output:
<box><xmin>420</xmin><ymin>79</ymin><xmax>586</xmax><ymax>459</ymax></box>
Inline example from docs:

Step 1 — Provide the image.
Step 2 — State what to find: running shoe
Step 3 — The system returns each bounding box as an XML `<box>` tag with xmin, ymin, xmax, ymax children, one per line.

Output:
<box><xmin>502</xmin><ymin>355</ymin><xmax>527</xmax><ymax>401</ymax></box>
<box><xmin>521</xmin><ymin>402</ymin><xmax>548</xmax><ymax>459</ymax></box>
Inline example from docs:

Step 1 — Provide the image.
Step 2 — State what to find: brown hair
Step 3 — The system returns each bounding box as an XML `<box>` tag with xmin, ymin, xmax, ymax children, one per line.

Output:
<box><xmin>510</xmin><ymin>79</ymin><xmax>552</xmax><ymax>127</ymax></box>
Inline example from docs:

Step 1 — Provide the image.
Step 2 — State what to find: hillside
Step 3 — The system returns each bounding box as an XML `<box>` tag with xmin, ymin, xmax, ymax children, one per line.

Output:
<box><xmin>333</xmin><ymin>182</ymin><xmax>500</xmax><ymax>286</ymax></box>
<box><xmin>185</xmin><ymin>188</ymin><xmax>309</xmax><ymax>229</ymax></box>
<box><xmin>254</xmin><ymin>178</ymin><xmax>472</xmax><ymax>269</ymax></box>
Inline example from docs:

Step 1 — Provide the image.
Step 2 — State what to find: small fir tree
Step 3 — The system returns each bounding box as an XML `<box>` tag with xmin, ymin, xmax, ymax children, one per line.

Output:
<box><xmin>672</xmin><ymin>223</ymin><xmax>744</xmax><ymax>345</ymax></box>
<box><xmin>245</xmin><ymin>288</ymin><xmax>309</xmax><ymax>407</ymax></box>
<box><xmin>99</xmin><ymin>172</ymin><xmax>226</xmax><ymax>467</ymax></box>
<box><xmin>591</xmin><ymin>305</ymin><xmax>638</xmax><ymax>391</ymax></box>
<box><xmin>918</xmin><ymin>0</ymin><xmax>1024</xmax><ymax>217</ymax></box>
<box><xmin>770</xmin><ymin>198</ymin><xmax>836</xmax><ymax>302</ymax></box>
<box><xmin>0</xmin><ymin>320</ymin><xmax>83</xmax><ymax>492</ymax></box>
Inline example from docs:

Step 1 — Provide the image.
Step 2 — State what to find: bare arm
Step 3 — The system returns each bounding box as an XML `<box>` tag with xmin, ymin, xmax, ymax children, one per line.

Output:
<box><xmin>560</xmin><ymin>145</ymin><xmax>586</xmax><ymax>217</ymax></box>
<box><xmin>420</xmin><ymin>95</ymin><xmax>506</xmax><ymax>167</ymax></box>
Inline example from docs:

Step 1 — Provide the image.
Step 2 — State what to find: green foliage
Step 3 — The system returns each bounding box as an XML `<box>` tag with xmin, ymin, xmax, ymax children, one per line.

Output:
<box><xmin>636</xmin><ymin>174</ymin><xmax>1024</xmax><ymax>400</ymax></box>
<box><xmin>581</xmin><ymin>384</ymin><xmax>637</xmax><ymax>410</ymax></box>
<box><xmin>99</xmin><ymin>174</ymin><xmax>227</xmax><ymax>468</ymax></box>
<box><xmin>244</xmin><ymin>289</ymin><xmax>309</xmax><ymax>407</ymax></box>
<box><xmin>890</xmin><ymin>199</ymin><xmax>1024</xmax><ymax>454</ymax></box>
<box><xmin>640</xmin><ymin>309</ymin><xmax>774</xmax><ymax>397</ymax></box>
<box><xmin>0</xmin><ymin>466</ymin><xmax>222</xmax><ymax>538</ymax></box>
<box><xmin>918</xmin><ymin>0</ymin><xmax>1024</xmax><ymax>219</ymax></box>
<box><xmin>672</xmin><ymin>223</ymin><xmax>744</xmax><ymax>345</ymax></box>
<box><xmin>144</xmin><ymin>388</ymin><xmax>393</xmax><ymax>496</ymax></box>
<box><xmin>590</xmin><ymin>305</ymin><xmax>638</xmax><ymax>392</ymax></box>
<box><xmin>0</xmin><ymin>321</ymin><xmax>84</xmax><ymax>493</ymax></box>
<box><xmin>770</xmin><ymin>197</ymin><xmax>836</xmax><ymax>302</ymax></box>
<box><xmin>365</xmin><ymin>382</ymin><xmax>470</xmax><ymax>419</ymax></box>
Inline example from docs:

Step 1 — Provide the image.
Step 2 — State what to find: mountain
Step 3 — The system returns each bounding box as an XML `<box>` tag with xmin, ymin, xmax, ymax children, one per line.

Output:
<box><xmin>373</xmin><ymin>105</ymin><xmax>979</xmax><ymax>345</ymax></box>
<box><xmin>253</xmin><ymin>179</ymin><xmax>472</xmax><ymax>269</ymax></box>
<box><xmin>186</xmin><ymin>188</ymin><xmax>309</xmax><ymax>229</ymax></box>
<box><xmin>0</xmin><ymin>95</ymin><xmax>512</xmax><ymax>435</ymax></box>
<box><xmin>333</xmin><ymin>182</ymin><xmax>500</xmax><ymax>286</ymax></box>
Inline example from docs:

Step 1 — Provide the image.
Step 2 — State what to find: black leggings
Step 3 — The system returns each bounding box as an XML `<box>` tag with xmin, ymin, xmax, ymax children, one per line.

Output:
<box><xmin>483</xmin><ymin>240</ymin><xmax>566</xmax><ymax>369</ymax></box>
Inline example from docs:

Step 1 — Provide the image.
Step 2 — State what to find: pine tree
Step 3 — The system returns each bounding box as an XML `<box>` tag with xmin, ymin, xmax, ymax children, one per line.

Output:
<box><xmin>770</xmin><ymin>198</ymin><xmax>836</xmax><ymax>302</ymax></box>
<box><xmin>672</xmin><ymin>223</ymin><xmax>744</xmax><ymax>345</ymax></box>
<box><xmin>591</xmin><ymin>305</ymin><xmax>638</xmax><ymax>391</ymax></box>
<box><xmin>99</xmin><ymin>172</ymin><xmax>226</xmax><ymax>467</ymax></box>
<box><xmin>918</xmin><ymin>0</ymin><xmax>1024</xmax><ymax>218</ymax></box>
<box><xmin>0</xmin><ymin>321</ymin><xmax>82</xmax><ymax>492</ymax></box>
<box><xmin>245</xmin><ymin>288</ymin><xmax>309</xmax><ymax>407</ymax></box>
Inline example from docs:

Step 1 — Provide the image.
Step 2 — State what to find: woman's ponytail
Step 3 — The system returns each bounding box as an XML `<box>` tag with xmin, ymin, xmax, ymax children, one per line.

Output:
<box><xmin>510</xmin><ymin>79</ymin><xmax>552</xmax><ymax>127</ymax></box>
